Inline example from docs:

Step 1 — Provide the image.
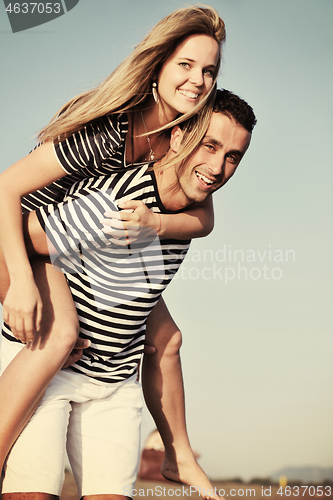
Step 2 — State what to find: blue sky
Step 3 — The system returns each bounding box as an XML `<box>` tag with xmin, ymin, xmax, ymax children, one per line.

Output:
<box><xmin>0</xmin><ymin>0</ymin><xmax>332</xmax><ymax>481</ymax></box>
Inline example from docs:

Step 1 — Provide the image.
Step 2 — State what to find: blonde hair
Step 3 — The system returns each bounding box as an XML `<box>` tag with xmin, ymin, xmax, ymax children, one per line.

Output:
<box><xmin>38</xmin><ymin>5</ymin><xmax>225</xmax><ymax>144</ymax></box>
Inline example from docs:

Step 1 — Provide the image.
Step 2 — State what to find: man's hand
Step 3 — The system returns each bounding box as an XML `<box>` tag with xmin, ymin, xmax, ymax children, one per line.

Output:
<box><xmin>136</xmin><ymin>343</ymin><xmax>157</xmax><ymax>382</ymax></box>
<box><xmin>62</xmin><ymin>338</ymin><xmax>91</xmax><ymax>368</ymax></box>
<box><xmin>63</xmin><ymin>339</ymin><xmax>153</xmax><ymax>372</ymax></box>
<box><xmin>143</xmin><ymin>343</ymin><xmax>157</xmax><ymax>355</ymax></box>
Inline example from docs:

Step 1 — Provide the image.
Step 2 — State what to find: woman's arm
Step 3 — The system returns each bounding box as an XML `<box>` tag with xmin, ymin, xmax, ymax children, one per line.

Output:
<box><xmin>0</xmin><ymin>142</ymin><xmax>67</xmax><ymax>342</ymax></box>
<box><xmin>101</xmin><ymin>196</ymin><xmax>214</xmax><ymax>245</ymax></box>
<box><xmin>159</xmin><ymin>196</ymin><xmax>214</xmax><ymax>239</ymax></box>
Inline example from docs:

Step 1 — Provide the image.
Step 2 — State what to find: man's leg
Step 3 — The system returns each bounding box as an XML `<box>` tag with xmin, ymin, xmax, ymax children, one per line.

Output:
<box><xmin>67</xmin><ymin>376</ymin><xmax>142</xmax><ymax>500</ymax></box>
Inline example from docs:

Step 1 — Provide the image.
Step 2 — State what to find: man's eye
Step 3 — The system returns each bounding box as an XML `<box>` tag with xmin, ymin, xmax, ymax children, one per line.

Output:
<box><xmin>205</xmin><ymin>144</ymin><xmax>215</xmax><ymax>151</ymax></box>
<box><xmin>227</xmin><ymin>155</ymin><xmax>238</xmax><ymax>164</ymax></box>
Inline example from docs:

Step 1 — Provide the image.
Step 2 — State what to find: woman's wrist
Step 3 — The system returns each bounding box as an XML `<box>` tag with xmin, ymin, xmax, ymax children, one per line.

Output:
<box><xmin>7</xmin><ymin>261</ymin><xmax>34</xmax><ymax>282</ymax></box>
<box><xmin>156</xmin><ymin>213</ymin><xmax>162</xmax><ymax>235</ymax></box>
<box><xmin>152</xmin><ymin>212</ymin><xmax>162</xmax><ymax>235</ymax></box>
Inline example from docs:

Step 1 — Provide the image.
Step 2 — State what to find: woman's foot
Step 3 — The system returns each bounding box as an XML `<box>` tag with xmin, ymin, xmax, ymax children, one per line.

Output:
<box><xmin>161</xmin><ymin>453</ymin><xmax>224</xmax><ymax>500</ymax></box>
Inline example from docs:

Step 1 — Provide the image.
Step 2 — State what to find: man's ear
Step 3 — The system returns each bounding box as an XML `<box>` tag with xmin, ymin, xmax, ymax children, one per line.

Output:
<box><xmin>170</xmin><ymin>126</ymin><xmax>184</xmax><ymax>153</ymax></box>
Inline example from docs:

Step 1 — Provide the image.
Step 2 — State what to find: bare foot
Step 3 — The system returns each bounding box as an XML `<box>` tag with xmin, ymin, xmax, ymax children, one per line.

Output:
<box><xmin>161</xmin><ymin>453</ymin><xmax>225</xmax><ymax>500</ymax></box>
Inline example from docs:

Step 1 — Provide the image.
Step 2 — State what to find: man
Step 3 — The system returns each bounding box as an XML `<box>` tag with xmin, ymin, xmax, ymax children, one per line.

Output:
<box><xmin>0</xmin><ymin>90</ymin><xmax>256</xmax><ymax>500</ymax></box>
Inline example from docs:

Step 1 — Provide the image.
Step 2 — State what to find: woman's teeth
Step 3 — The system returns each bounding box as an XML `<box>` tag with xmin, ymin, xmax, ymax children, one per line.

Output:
<box><xmin>179</xmin><ymin>90</ymin><xmax>199</xmax><ymax>99</ymax></box>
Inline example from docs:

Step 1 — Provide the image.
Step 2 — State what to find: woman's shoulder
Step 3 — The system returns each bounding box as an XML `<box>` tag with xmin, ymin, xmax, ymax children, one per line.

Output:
<box><xmin>91</xmin><ymin>112</ymin><xmax>128</xmax><ymax>148</ymax></box>
<box><xmin>95</xmin><ymin>112</ymin><xmax>128</xmax><ymax>134</ymax></box>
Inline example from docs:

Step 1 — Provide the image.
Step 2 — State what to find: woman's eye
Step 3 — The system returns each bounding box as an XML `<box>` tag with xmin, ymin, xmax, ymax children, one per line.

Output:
<box><xmin>204</xmin><ymin>69</ymin><xmax>214</xmax><ymax>77</ymax></box>
<box><xmin>179</xmin><ymin>62</ymin><xmax>190</xmax><ymax>68</ymax></box>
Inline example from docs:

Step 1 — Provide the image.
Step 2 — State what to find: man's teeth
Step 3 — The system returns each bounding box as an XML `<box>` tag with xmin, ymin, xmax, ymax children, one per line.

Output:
<box><xmin>196</xmin><ymin>171</ymin><xmax>214</xmax><ymax>185</ymax></box>
<box><xmin>179</xmin><ymin>90</ymin><xmax>199</xmax><ymax>99</ymax></box>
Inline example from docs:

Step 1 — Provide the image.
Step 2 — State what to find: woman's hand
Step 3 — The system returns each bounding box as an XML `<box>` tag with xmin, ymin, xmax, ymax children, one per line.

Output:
<box><xmin>2</xmin><ymin>278</ymin><xmax>43</xmax><ymax>344</ymax></box>
<box><xmin>100</xmin><ymin>200</ymin><xmax>161</xmax><ymax>246</ymax></box>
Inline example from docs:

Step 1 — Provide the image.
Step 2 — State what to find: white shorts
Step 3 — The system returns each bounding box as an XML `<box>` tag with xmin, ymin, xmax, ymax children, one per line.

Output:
<box><xmin>0</xmin><ymin>337</ymin><xmax>142</xmax><ymax>497</ymax></box>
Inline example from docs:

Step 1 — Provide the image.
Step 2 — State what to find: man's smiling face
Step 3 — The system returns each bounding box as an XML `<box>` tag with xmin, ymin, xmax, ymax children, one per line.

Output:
<box><xmin>174</xmin><ymin>111</ymin><xmax>251</xmax><ymax>205</ymax></box>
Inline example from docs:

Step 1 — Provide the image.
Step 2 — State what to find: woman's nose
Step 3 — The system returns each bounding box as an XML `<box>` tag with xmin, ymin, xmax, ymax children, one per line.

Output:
<box><xmin>189</xmin><ymin>69</ymin><xmax>204</xmax><ymax>87</ymax></box>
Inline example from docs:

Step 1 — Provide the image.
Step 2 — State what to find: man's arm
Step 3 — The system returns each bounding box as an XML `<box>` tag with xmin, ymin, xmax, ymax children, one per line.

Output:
<box><xmin>142</xmin><ymin>298</ymin><xmax>222</xmax><ymax>500</ymax></box>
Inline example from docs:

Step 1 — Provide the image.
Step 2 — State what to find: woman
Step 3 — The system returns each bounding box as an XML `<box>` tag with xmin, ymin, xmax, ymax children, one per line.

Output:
<box><xmin>0</xmin><ymin>6</ymin><xmax>225</xmax><ymax>499</ymax></box>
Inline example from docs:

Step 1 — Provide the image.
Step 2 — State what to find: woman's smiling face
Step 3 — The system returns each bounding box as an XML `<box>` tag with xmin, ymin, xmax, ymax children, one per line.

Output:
<box><xmin>157</xmin><ymin>34</ymin><xmax>220</xmax><ymax>120</ymax></box>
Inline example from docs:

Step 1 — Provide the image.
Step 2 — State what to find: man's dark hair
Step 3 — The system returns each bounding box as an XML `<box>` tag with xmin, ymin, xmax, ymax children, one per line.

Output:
<box><xmin>213</xmin><ymin>89</ymin><xmax>257</xmax><ymax>132</ymax></box>
<box><xmin>174</xmin><ymin>88</ymin><xmax>256</xmax><ymax>176</ymax></box>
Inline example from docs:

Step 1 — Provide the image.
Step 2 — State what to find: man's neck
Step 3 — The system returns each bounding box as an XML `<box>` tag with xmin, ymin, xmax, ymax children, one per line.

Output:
<box><xmin>154</xmin><ymin>156</ymin><xmax>190</xmax><ymax>212</ymax></box>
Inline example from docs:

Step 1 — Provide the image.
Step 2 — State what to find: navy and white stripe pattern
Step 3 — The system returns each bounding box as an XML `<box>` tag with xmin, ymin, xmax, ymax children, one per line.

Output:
<box><xmin>2</xmin><ymin>113</ymin><xmax>190</xmax><ymax>383</ymax></box>
<box><xmin>21</xmin><ymin>113</ymin><xmax>129</xmax><ymax>214</ymax></box>
<box><xmin>36</xmin><ymin>167</ymin><xmax>190</xmax><ymax>383</ymax></box>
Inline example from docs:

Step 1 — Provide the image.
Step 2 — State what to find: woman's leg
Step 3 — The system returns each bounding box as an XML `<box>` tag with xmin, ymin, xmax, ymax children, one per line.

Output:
<box><xmin>0</xmin><ymin>213</ymin><xmax>80</xmax><ymax>472</ymax></box>
<box><xmin>142</xmin><ymin>298</ymin><xmax>222</xmax><ymax>500</ymax></box>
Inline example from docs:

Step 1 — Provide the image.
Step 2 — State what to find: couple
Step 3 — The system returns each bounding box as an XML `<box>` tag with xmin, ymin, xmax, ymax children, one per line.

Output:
<box><xmin>0</xmin><ymin>6</ymin><xmax>256</xmax><ymax>500</ymax></box>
